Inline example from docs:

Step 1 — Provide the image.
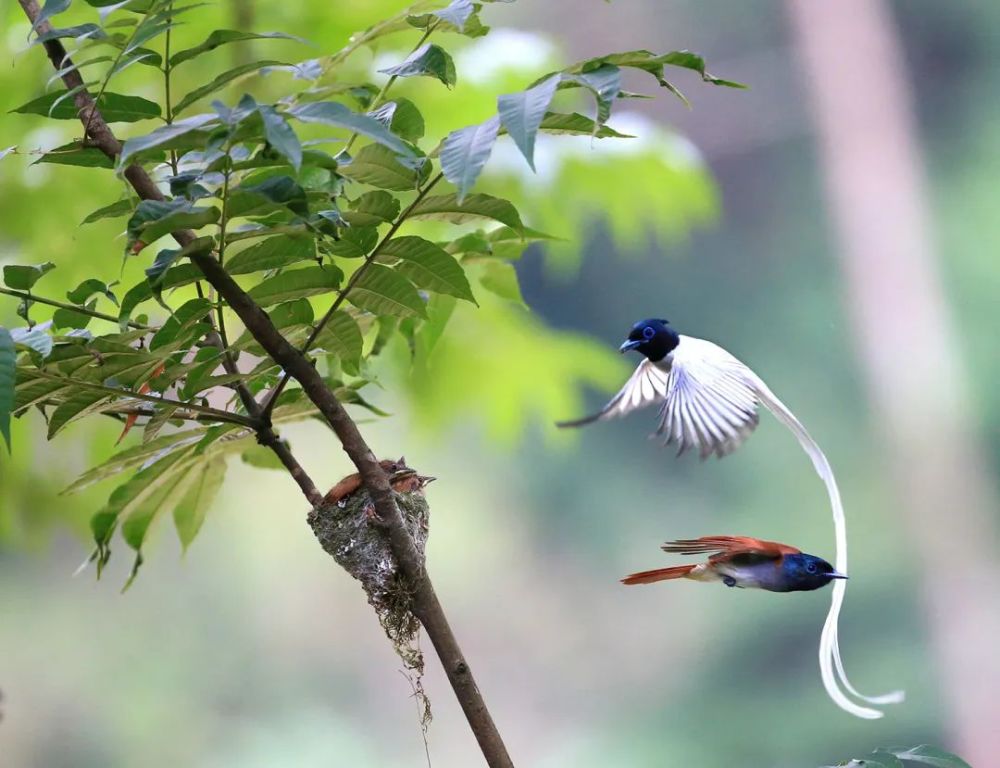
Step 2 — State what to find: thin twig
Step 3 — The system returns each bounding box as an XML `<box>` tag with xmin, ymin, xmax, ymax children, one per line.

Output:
<box><xmin>0</xmin><ymin>286</ymin><xmax>149</xmax><ymax>330</ymax></box>
<box><xmin>27</xmin><ymin>368</ymin><xmax>256</xmax><ymax>426</ymax></box>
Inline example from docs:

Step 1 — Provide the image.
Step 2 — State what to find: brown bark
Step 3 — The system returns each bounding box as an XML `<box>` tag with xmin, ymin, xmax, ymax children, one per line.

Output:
<box><xmin>17</xmin><ymin>2</ymin><xmax>514</xmax><ymax>764</ymax></box>
<box><xmin>787</xmin><ymin>1</ymin><xmax>1000</xmax><ymax>762</ymax></box>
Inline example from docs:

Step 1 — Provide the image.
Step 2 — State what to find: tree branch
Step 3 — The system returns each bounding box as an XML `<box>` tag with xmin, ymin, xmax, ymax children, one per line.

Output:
<box><xmin>17</xmin><ymin>3</ymin><xmax>514</xmax><ymax>765</ymax></box>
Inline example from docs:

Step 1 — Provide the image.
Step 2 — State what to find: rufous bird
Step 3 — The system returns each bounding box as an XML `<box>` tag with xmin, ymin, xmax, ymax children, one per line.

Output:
<box><xmin>558</xmin><ymin>318</ymin><xmax>903</xmax><ymax>717</ymax></box>
<box><xmin>323</xmin><ymin>457</ymin><xmax>435</xmax><ymax>511</ymax></box>
<box><xmin>622</xmin><ymin>536</ymin><xmax>847</xmax><ymax>592</ymax></box>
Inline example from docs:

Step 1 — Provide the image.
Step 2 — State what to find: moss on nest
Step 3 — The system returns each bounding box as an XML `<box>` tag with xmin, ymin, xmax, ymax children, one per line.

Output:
<box><xmin>308</xmin><ymin>461</ymin><xmax>433</xmax><ymax>724</ymax></box>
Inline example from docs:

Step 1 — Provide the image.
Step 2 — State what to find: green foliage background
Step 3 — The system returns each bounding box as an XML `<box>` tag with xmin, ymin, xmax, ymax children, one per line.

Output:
<box><xmin>0</xmin><ymin>1</ymin><xmax>994</xmax><ymax>766</ymax></box>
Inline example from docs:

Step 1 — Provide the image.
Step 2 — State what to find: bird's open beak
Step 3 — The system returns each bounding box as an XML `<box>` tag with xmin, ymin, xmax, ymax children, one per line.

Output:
<box><xmin>829</xmin><ymin>571</ymin><xmax>849</xmax><ymax>580</ymax></box>
<box><xmin>619</xmin><ymin>339</ymin><xmax>642</xmax><ymax>353</ymax></box>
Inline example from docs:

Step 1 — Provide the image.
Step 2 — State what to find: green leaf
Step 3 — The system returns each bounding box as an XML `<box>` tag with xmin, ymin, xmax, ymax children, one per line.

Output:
<box><xmin>478</xmin><ymin>260</ymin><xmax>523</xmax><ymax>304</ymax></box>
<box><xmin>247</xmin><ymin>266</ymin><xmax>343</xmax><ymax>306</ymax></box>
<box><xmin>31</xmin><ymin>0</ymin><xmax>71</xmax><ymax>33</ymax></box>
<box><xmin>226</xmin><ymin>180</ymin><xmax>305</xmax><ymax>221</ymax></box>
<box><xmin>13</xmin><ymin>374</ymin><xmax>69</xmax><ymax>414</ymax></box>
<box><xmin>417</xmin><ymin>294</ymin><xmax>456</xmax><ymax>360</ymax></box>
<box><xmin>12</xmin><ymin>91</ymin><xmax>161</xmax><ymax>122</ymax></box>
<box><xmin>173</xmin><ymin>458</ymin><xmax>227</xmax><ymax>551</ymax></box>
<box><xmin>64</xmin><ymin>430</ymin><xmax>200</xmax><ymax>494</ymax></box>
<box><xmin>341</xmin><ymin>143</ymin><xmax>427</xmax><ymax>191</ymax></box>
<box><xmin>241</xmin><ymin>445</ymin><xmax>285</xmax><ymax>470</ymax></box>
<box><xmin>67</xmin><ymin>279</ymin><xmax>119</xmax><ymax>307</ymax></box>
<box><xmin>890</xmin><ymin>746</ymin><xmax>972</xmax><ymax>768</ymax></box>
<box><xmin>170</xmin><ymin>30</ymin><xmax>298</xmax><ymax>67</ymax></box>
<box><xmin>314</xmin><ymin>311</ymin><xmax>363</xmax><ymax>369</ymax></box>
<box><xmin>657</xmin><ymin>50</ymin><xmax>746</xmax><ymax>88</ymax></box>
<box><xmin>538</xmin><ymin>111</ymin><xmax>632</xmax><ymax>138</ymax></box>
<box><xmin>497</xmin><ymin>75</ymin><xmax>560</xmax><ymax>170</ymax></box>
<box><xmin>173</xmin><ymin>60</ymin><xmax>287</xmax><ymax>114</ymax></box>
<box><xmin>348</xmin><ymin>263</ymin><xmax>426</xmax><ymax>318</ymax></box>
<box><xmin>259</xmin><ymin>104</ymin><xmax>302</xmax><ymax>171</ymax></box>
<box><xmin>118</xmin><ymin>113</ymin><xmax>219</xmax><ymax>168</ymax></box>
<box><xmin>439</xmin><ymin>115</ymin><xmax>500</xmax><ymax>202</ymax></box>
<box><xmin>81</xmin><ymin>199</ymin><xmax>133</xmax><ymax>224</ymax></box>
<box><xmin>380</xmin><ymin>236</ymin><xmax>475</xmax><ymax>303</ymax></box>
<box><xmin>35</xmin><ymin>141</ymin><xmax>115</xmax><ymax>169</ymax></box>
<box><xmin>119</xmin><ymin>264</ymin><xmax>203</xmax><ymax>324</ymax></box>
<box><xmin>53</xmin><ymin>301</ymin><xmax>97</xmax><ymax>330</ymax></box>
<box><xmin>47</xmin><ymin>389</ymin><xmax>113</xmax><ymax>439</ymax></box>
<box><xmin>9</xmin><ymin>325</ymin><xmax>54</xmax><ymax>358</ymax></box>
<box><xmin>146</xmin><ymin>236</ymin><xmax>215</xmax><ymax>287</ymax></box>
<box><xmin>288</xmin><ymin>101</ymin><xmax>416</xmax><ymax>157</ymax></box>
<box><xmin>409</xmin><ymin>193</ymin><xmax>524</xmax><ymax>232</ymax></box>
<box><xmin>33</xmin><ymin>24</ymin><xmax>106</xmax><ymax>45</ymax></box>
<box><xmin>326</xmin><ymin>226</ymin><xmax>377</xmax><ymax>258</ymax></box>
<box><xmin>859</xmin><ymin>751</ymin><xmax>905</xmax><ymax>768</ymax></box>
<box><xmin>376</xmin><ymin>98</ymin><xmax>425</xmax><ymax>142</ymax></box>
<box><xmin>432</xmin><ymin>0</ymin><xmax>475</xmax><ymax>30</ymax></box>
<box><xmin>149</xmin><ymin>298</ymin><xmax>214</xmax><ymax>351</ymax></box>
<box><xmin>345</xmin><ymin>190</ymin><xmax>400</xmax><ymax>226</ymax></box>
<box><xmin>142</xmin><ymin>403</ymin><xmax>179</xmax><ymax>444</ymax></box>
<box><xmin>560</xmin><ymin>65</ymin><xmax>621</xmax><ymax>125</ymax></box>
<box><xmin>269</xmin><ymin>298</ymin><xmax>315</xmax><ymax>328</ymax></box>
<box><xmin>127</xmin><ymin>200</ymin><xmax>220</xmax><ymax>249</ymax></box>
<box><xmin>379</xmin><ymin>43</ymin><xmax>456</xmax><ymax>87</ymax></box>
<box><xmin>0</xmin><ymin>327</ymin><xmax>14</xmax><ymax>452</ymax></box>
<box><xmin>225</xmin><ymin>234</ymin><xmax>316</xmax><ymax>275</ymax></box>
<box><xmin>3</xmin><ymin>262</ymin><xmax>56</xmax><ymax>291</ymax></box>
<box><xmin>92</xmin><ymin>446</ymin><xmax>195</xmax><ymax>575</ymax></box>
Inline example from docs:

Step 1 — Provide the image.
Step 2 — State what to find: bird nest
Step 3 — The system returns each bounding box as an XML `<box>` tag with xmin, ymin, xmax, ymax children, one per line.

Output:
<box><xmin>308</xmin><ymin>459</ymin><xmax>433</xmax><ymax>724</ymax></box>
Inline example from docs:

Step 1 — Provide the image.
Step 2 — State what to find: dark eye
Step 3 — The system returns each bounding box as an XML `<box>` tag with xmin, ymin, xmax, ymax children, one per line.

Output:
<box><xmin>806</xmin><ymin>562</ymin><xmax>818</xmax><ymax>574</ymax></box>
<box><xmin>642</xmin><ymin>326</ymin><xmax>655</xmax><ymax>340</ymax></box>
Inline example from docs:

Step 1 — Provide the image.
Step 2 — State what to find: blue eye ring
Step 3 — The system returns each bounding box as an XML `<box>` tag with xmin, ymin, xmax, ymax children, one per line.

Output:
<box><xmin>642</xmin><ymin>326</ymin><xmax>655</xmax><ymax>340</ymax></box>
<box><xmin>806</xmin><ymin>562</ymin><xmax>818</xmax><ymax>574</ymax></box>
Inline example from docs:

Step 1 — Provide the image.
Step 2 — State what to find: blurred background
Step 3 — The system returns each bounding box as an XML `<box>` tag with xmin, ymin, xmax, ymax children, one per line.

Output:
<box><xmin>2</xmin><ymin>1</ymin><xmax>998</xmax><ymax>766</ymax></box>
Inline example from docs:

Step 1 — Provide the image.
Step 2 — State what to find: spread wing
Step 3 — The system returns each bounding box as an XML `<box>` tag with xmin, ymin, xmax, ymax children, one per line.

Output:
<box><xmin>655</xmin><ymin>336</ymin><xmax>761</xmax><ymax>459</ymax></box>
<box><xmin>556</xmin><ymin>358</ymin><xmax>671</xmax><ymax>428</ymax></box>
<box><xmin>662</xmin><ymin>535</ymin><xmax>801</xmax><ymax>561</ymax></box>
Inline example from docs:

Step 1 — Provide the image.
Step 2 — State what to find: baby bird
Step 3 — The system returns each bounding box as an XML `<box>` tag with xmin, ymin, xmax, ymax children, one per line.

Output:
<box><xmin>622</xmin><ymin>536</ymin><xmax>847</xmax><ymax>592</ymax></box>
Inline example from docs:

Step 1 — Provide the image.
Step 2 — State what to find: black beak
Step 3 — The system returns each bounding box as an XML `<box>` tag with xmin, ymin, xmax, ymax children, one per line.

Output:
<box><xmin>619</xmin><ymin>339</ymin><xmax>642</xmax><ymax>353</ymax></box>
<box><xmin>828</xmin><ymin>571</ymin><xmax>849</xmax><ymax>580</ymax></box>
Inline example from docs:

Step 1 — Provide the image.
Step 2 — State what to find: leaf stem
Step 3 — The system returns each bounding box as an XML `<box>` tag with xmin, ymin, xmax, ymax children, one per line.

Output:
<box><xmin>26</xmin><ymin>368</ymin><xmax>256</xmax><ymax>426</ymax></box>
<box><xmin>259</xmin><ymin>170</ymin><xmax>444</xmax><ymax>418</ymax></box>
<box><xmin>0</xmin><ymin>286</ymin><xmax>149</xmax><ymax>330</ymax></box>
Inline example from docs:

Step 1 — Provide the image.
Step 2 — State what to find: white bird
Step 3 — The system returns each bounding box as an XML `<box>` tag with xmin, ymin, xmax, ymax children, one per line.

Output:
<box><xmin>558</xmin><ymin>318</ymin><xmax>904</xmax><ymax>718</ymax></box>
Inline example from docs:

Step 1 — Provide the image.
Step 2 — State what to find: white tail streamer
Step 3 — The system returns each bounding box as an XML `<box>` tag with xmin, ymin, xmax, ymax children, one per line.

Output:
<box><xmin>751</xmin><ymin>376</ymin><xmax>905</xmax><ymax>718</ymax></box>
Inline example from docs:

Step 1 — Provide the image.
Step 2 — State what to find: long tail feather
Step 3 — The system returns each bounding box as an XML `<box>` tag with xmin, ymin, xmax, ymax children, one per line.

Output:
<box><xmin>750</xmin><ymin>376</ymin><xmax>904</xmax><ymax>718</ymax></box>
<box><xmin>621</xmin><ymin>564</ymin><xmax>696</xmax><ymax>585</ymax></box>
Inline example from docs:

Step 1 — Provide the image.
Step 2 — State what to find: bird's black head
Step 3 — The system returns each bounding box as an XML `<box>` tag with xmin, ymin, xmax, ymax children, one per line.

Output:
<box><xmin>778</xmin><ymin>553</ymin><xmax>847</xmax><ymax>592</ymax></box>
<box><xmin>619</xmin><ymin>318</ymin><xmax>680</xmax><ymax>362</ymax></box>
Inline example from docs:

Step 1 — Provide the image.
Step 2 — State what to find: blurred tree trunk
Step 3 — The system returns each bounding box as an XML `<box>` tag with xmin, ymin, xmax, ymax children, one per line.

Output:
<box><xmin>786</xmin><ymin>1</ymin><xmax>1000</xmax><ymax>762</ymax></box>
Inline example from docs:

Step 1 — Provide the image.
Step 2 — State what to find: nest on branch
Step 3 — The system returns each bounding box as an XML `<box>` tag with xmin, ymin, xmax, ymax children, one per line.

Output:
<box><xmin>308</xmin><ymin>457</ymin><xmax>435</xmax><ymax>721</ymax></box>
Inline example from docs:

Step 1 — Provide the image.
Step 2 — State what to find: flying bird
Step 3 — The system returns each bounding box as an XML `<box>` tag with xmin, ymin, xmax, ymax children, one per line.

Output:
<box><xmin>621</xmin><ymin>535</ymin><xmax>847</xmax><ymax>592</ymax></box>
<box><xmin>559</xmin><ymin>318</ymin><xmax>904</xmax><ymax>718</ymax></box>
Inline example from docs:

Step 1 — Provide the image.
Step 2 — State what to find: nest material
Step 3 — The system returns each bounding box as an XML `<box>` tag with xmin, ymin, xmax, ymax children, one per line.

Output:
<box><xmin>308</xmin><ymin>459</ymin><xmax>433</xmax><ymax>724</ymax></box>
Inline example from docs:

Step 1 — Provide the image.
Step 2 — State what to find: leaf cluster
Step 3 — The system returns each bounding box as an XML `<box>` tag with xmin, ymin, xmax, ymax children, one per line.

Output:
<box><xmin>3</xmin><ymin>0</ymin><xmax>738</xmax><ymax>580</ymax></box>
